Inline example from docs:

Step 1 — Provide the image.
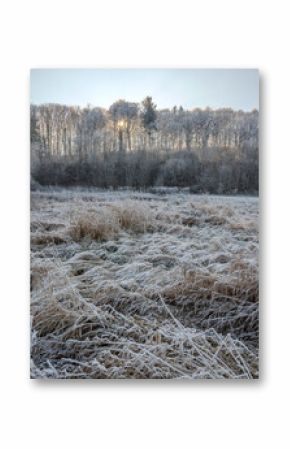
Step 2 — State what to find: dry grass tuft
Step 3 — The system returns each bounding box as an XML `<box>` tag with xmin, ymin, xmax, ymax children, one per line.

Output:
<box><xmin>68</xmin><ymin>201</ymin><xmax>155</xmax><ymax>241</ymax></box>
<box><xmin>111</xmin><ymin>200</ymin><xmax>155</xmax><ymax>233</ymax></box>
<box><xmin>69</xmin><ymin>209</ymin><xmax>119</xmax><ymax>242</ymax></box>
<box><xmin>160</xmin><ymin>267</ymin><xmax>259</xmax><ymax>349</ymax></box>
<box><xmin>31</xmin><ymin>233</ymin><xmax>66</xmax><ymax>245</ymax></box>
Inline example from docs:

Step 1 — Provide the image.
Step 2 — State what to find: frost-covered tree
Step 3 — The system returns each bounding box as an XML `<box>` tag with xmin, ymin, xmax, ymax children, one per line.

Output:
<box><xmin>31</xmin><ymin>99</ymin><xmax>258</xmax><ymax>193</ymax></box>
<box><xmin>109</xmin><ymin>100</ymin><xmax>138</xmax><ymax>152</ymax></box>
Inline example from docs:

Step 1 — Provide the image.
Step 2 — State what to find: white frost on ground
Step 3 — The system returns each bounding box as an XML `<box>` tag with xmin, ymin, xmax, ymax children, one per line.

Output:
<box><xmin>30</xmin><ymin>189</ymin><xmax>259</xmax><ymax>379</ymax></box>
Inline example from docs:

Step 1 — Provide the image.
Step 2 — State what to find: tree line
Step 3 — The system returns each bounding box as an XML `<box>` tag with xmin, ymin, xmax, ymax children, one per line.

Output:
<box><xmin>31</xmin><ymin>97</ymin><xmax>259</xmax><ymax>194</ymax></box>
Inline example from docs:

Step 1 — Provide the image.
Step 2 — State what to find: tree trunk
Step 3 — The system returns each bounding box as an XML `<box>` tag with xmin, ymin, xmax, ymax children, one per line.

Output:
<box><xmin>118</xmin><ymin>129</ymin><xmax>123</xmax><ymax>152</ymax></box>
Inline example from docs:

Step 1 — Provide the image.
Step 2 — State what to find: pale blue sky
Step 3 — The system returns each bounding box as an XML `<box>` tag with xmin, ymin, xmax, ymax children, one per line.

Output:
<box><xmin>30</xmin><ymin>69</ymin><xmax>259</xmax><ymax>111</ymax></box>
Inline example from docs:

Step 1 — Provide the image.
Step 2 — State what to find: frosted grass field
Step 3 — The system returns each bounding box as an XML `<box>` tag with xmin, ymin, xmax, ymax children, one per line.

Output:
<box><xmin>30</xmin><ymin>188</ymin><xmax>259</xmax><ymax>379</ymax></box>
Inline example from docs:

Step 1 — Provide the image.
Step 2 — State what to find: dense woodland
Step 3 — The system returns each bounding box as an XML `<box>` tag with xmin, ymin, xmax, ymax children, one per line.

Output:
<box><xmin>31</xmin><ymin>97</ymin><xmax>259</xmax><ymax>193</ymax></box>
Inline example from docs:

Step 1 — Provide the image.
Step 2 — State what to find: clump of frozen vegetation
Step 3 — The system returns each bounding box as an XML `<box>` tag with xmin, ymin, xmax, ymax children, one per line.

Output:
<box><xmin>31</xmin><ymin>189</ymin><xmax>259</xmax><ymax>379</ymax></box>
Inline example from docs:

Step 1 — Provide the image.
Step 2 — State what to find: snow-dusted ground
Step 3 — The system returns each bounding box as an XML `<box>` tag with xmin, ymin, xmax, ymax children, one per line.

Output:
<box><xmin>30</xmin><ymin>189</ymin><xmax>259</xmax><ymax>379</ymax></box>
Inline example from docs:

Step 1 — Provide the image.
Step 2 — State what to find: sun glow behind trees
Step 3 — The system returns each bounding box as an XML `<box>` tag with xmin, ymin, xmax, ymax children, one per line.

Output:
<box><xmin>30</xmin><ymin>97</ymin><xmax>258</xmax><ymax>193</ymax></box>
<box><xmin>31</xmin><ymin>99</ymin><xmax>258</xmax><ymax>156</ymax></box>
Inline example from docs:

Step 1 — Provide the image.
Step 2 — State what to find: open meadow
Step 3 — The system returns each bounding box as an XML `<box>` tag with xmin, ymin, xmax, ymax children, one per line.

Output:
<box><xmin>30</xmin><ymin>188</ymin><xmax>259</xmax><ymax>379</ymax></box>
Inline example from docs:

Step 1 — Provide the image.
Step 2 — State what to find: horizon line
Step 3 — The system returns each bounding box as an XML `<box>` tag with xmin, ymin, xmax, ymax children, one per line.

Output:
<box><xmin>30</xmin><ymin>101</ymin><xmax>259</xmax><ymax>113</ymax></box>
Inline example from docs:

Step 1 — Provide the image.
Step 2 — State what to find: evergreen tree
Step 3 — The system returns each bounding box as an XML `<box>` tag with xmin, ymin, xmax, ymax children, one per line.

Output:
<box><xmin>141</xmin><ymin>96</ymin><xmax>157</xmax><ymax>136</ymax></box>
